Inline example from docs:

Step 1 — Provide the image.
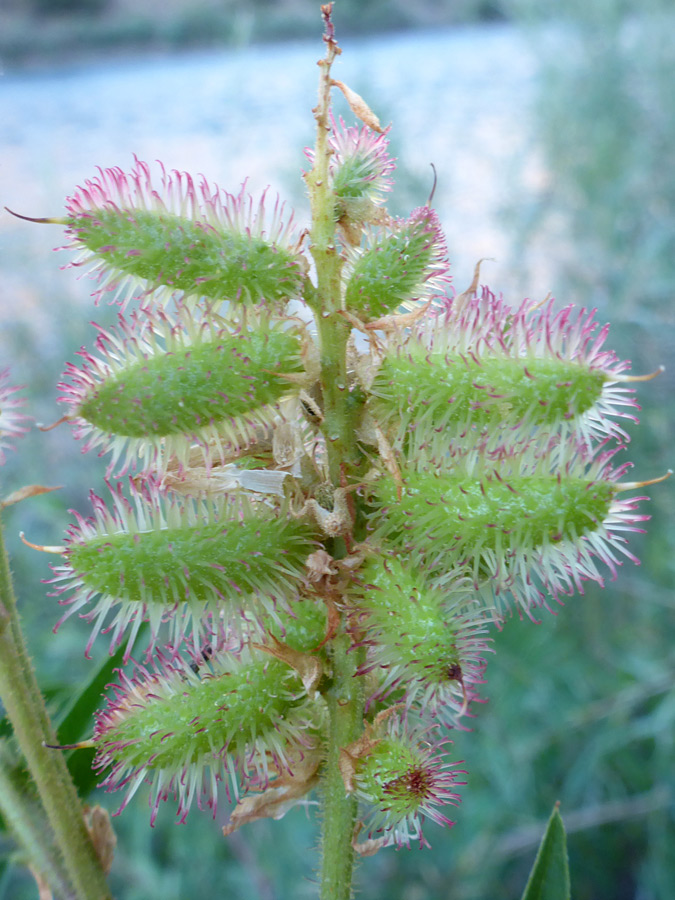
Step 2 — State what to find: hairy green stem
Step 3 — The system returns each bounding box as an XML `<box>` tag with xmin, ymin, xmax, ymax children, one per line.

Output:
<box><xmin>306</xmin><ymin>10</ymin><xmax>366</xmax><ymax>898</ymax></box>
<box><xmin>0</xmin><ymin>747</ymin><xmax>75</xmax><ymax>899</ymax></box>
<box><xmin>320</xmin><ymin>637</ymin><xmax>365</xmax><ymax>900</ymax></box>
<box><xmin>0</xmin><ymin>515</ymin><xmax>112</xmax><ymax>900</ymax></box>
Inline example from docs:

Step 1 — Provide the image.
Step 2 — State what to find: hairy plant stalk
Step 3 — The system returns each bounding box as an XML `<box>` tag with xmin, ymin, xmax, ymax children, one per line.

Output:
<box><xmin>0</xmin><ymin>750</ymin><xmax>74</xmax><ymax>900</ymax></box>
<box><xmin>320</xmin><ymin>636</ymin><xmax>364</xmax><ymax>900</ymax></box>
<box><xmin>306</xmin><ymin>13</ymin><xmax>365</xmax><ymax>896</ymax></box>
<box><xmin>0</xmin><ymin>517</ymin><xmax>112</xmax><ymax>900</ymax></box>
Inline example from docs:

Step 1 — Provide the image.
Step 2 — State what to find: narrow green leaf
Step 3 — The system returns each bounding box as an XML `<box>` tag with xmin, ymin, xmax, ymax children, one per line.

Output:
<box><xmin>0</xmin><ymin>861</ymin><xmax>12</xmax><ymax>899</ymax></box>
<box><xmin>64</xmin><ymin>747</ymin><xmax>97</xmax><ymax>799</ymax></box>
<box><xmin>521</xmin><ymin>803</ymin><xmax>571</xmax><ymax>900</ymax></box>
<box><xmin>54</xmin><ymin>632</ymin><xmax>143</xmax><ymax>746</ymax></box>
<box><xmin>55</xmin><ymin>636</ymin><xmax>142</xmax><ymax>796</ymax></box>
<box><xmin>0</xmin><ymin>647</ymin><xmax>132</xmax><ymax>800</ymax></box>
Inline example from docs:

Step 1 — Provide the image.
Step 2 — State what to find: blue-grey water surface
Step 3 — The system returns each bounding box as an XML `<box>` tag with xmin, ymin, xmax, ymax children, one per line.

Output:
<box><xmin>1</xmin><ymin>23</ymin><xmax>541</xmax><ymax>348</ymax></box>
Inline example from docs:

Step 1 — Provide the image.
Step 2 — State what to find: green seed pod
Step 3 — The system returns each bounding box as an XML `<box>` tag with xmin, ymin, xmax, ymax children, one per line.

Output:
<box><xmin>372</xmin><ymin>350</ymin><xmax>605</xmax><ymax>434</ymax></box>
<box><xmin>352</xmin><ymin>556</ymin><xmax>489</xmax><ymax>725</ymax></box>
<box><xmin>370</xmin><ymin>448</ymin><xmax>647</xmax><ymax>617</ymax></box>
<box><xmin>352</xmin><ymin>714</ymin><xmax>465</xmax><ymax>848</ymax></box>
<box><xmin>267</xmin><ymin>597</ymin><xmax>328</xmax><ymax>652</ymax></box>
<box><xmin>93</xmin><ymin>646</ymin><xmax>323</xmax><ymax>824</ymax></box>
<box><xmin>369</xmin><ymin>291</ymin><xmax>638</xmax><ymax>451</ymax></box>
<box><xmin>327</xmin><ymin>119</ymin><xmax>395</xmax><ymax>236</ymax></box>
<box><xmin>59</xmin><ymin>306</ymin><xmax>307</xmax><ymax>474</ymax></box>
<box><xmin>63</xmin><ymin>161</ymin><xmax>305</xmax><ymax>307</ymax></box>
<box><xmin>49</xmin><ymin>481</ymin><xmax>317</xmax><ymax>658</ymax></box>
<box><xmin>343</xmin><ymin>207</ymin><xmax>449</xmax><ymax>321</ymax></box>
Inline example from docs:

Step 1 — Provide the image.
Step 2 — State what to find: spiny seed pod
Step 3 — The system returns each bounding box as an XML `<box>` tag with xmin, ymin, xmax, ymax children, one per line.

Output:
<box><xmin>0</xmin><ymin>368</ymin><xmax>30</xmax><ymax>464</ymax></box>
<box><xmin>326</xmin><ymin>117</ymin><xmax>395</xmax><ymax>230</ymax></box>
<box><xmin>369</xmin><ymin>445</ymin><xmax>650</xmax><ymax>618</ymax></box>
<box><xmin>369</xmin><ymin>290</ymin><xmax>640</xmax><ymax>452</ymax></box>
<box><xmin>61</xmin><ymin>158</ymin><xmax>305</xmax><ymax>307</ymax></box>
<box><xmin>93</xmin><ymin>646</ymin><xmax>323</xmax><ymax>825</ymax></box>
<box><xmin>265</xmin><ymin>596</ymin><xmax>329</xmax><ymax>652</ymax></box>
<box><xmin>47</xmin><ymin>479</ymin><xmax>317</xmax><ymax>658</ymax></box>
<box><xmin>343</xmin><ymin>207</ymin><xmax>450</xmax><ymax>321</ymax></box>
<box><xmin>352</xmin><ymin>556</ymin><xmax>490</xmax><ymax>726</ymax></box>
<box><xmin>352</xmin><ymin>716</ymin><xmax>465</xmax><ymax>848</ymax></box>
<box><xmin>58</xmin><ymin>305</ymin><xmax>307</xmax><ymax>474</ymax></box>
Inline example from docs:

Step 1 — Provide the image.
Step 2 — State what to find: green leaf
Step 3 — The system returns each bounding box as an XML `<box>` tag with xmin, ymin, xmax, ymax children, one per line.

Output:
<box><xmin>0</xmin><ymin>860</ymin><xmax>12</xmax><ymax>899</ymax></box>
<box><xmin>55</xmin><ymin>637</ymin><xmax>141</xmax><ymax>796</ymax></box>
<box><xmin>521</xmin><ymin>803</ymin><xmax>571</xmax><ymax>900</ymax></box>
<box><xmin>55</xmin><ymin>636</ymin><xmax>139</xmax><ymax>745</ymax></box>
<box><xmin>0</xmin><ymin>645</ymin><xmax>135</xmax><ymax>800</ymax></box>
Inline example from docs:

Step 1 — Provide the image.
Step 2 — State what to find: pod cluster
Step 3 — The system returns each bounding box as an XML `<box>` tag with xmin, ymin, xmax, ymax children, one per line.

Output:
<box><xmin>40</xmin><ymin>107</ymin><xmax>653</xmax><ymax>848</ymax></box>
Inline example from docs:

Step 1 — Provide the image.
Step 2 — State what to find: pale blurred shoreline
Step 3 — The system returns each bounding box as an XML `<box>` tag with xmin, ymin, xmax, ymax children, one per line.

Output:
<box><xmin>0</xmin><ymin>0</ymin><xmax>509</xmax><ymax>71</ymax></box>
<box><xmin>1</xmin><ymin>23</ymin><xmax>541</xmax><ymax>358</ymax></box>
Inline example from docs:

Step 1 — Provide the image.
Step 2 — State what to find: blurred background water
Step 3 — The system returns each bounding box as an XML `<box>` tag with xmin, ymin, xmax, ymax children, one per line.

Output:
<box><xmin>1</xmin><ymin>1</ymin><xmax>674</xmax><ymax>899</ymax></box>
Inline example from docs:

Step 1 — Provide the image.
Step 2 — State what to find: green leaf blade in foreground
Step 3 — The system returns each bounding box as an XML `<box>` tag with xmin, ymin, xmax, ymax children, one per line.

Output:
<box><xmin>55</xmin><ymin>637</ymin><xmax>144</xmax><ymax>795</ymax></box>
<box><xmin>521</xmin><ymin>804</ymin><xmax>571</xmax><ymax>900</ymax></box>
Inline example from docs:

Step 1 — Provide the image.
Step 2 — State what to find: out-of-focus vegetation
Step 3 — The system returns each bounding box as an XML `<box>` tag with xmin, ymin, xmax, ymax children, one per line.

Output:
<box><xmin>1</xmin><ymin>2</ymin><xmax>673</xmax><ymax>899</ymax></box>
<box><xmin>0</xmin><ymin>0</ymin><xmax>509</xmax><ymax>68</ymax></box>
<box><xmin>474</xmin><ymin>4</ymin><xmax>675</xmax><ymax>898</ymax></box>
<box><xmin>512</xmin><ymin>0</ymin><xmax>675</xmax><ymax>320</ymax></box>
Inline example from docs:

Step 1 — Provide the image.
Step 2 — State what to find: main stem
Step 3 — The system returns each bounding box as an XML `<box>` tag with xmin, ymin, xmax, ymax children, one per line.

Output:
<box><xmin>0</xmin><ymin>515</ymin><xmax>112</xmax><ymax>900</ymax></box>
<box><xmin>0</xmin><ymin>751</ymin><xmax>74</xmax><ymax>899</ymax></box>
<box><xmin>306</xmin><ymin>9</ymin><xmax>365</xmax><ymax>899</ymax></box>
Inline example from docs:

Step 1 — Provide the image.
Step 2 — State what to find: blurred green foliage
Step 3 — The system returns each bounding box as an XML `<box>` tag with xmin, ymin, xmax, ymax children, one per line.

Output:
<box><xmin>1</xmin><ymin>0</ymin><xmax>511</xmax><ymax>67</ymax></box>
<box><xmin>31</xmin><ymin>0</ymin><xmax>109</xmax><ymax>16</ymax></box>
<box><xmin>512</xmin><ymin>0</ymin><xmax>675</xmax><ymax>318</ymax></box>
